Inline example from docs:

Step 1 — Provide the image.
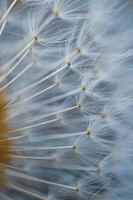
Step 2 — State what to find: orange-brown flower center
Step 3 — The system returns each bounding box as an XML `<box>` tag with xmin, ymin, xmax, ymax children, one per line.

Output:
<box><xmin>0</xmin><ymin>90</ymin><xmax>12</xmax><ymax>186</ymax></box>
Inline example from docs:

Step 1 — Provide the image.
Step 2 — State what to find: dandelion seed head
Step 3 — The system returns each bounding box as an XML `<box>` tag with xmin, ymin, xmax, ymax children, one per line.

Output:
<box><xmin>0</xmin><ymin>0</ymin><xmax>133</xmax><ymax>199</ymax></box>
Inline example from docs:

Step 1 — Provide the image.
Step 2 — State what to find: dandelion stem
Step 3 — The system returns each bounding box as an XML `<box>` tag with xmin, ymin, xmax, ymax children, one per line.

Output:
<box><xmin>1</xmin><ymin>38</ymin><xmax>35</xmax><ymax>70</ymax></box>
<box><xmin>24</xmin><ymin>88</ymin><xmax>80</xmax><ymax>110</ymax></box>
<box><xmin>2</xmin><ymin>62</ymin><xmax>34</xmax><ymax>90</ymax></box>
<box><xmin>0</xmin><ymin>133</ymin><xmax>27</xmax><ymax>142</ymax></box>
<box><xmin>8</xmin><ymin>117</ymin><xmax>59</xmax><ymax>133</ymax></box>
<box><xmin>0</xmin><ymin>49</ymin><xmax>30</xmax><ymax>84</ymax></box>
<box><xmin>43</xmin><ymin>88</ymin><xmax>80</xmax><ymax>105</ymax></box>
<box><xmin>0</xmin><ymin>163</ymin><xmax>28</xmax><ymax>173</ymax></box>
<box><xmin>5</xmin><ymin>93</ymin><xmax>22</xmax><ymax>107</ymax></box>
<box><xmin>8</xmin><ymin>171</ymin><xmax>78</xmax><ymax>191</ymax></box>
<box><xmin>0</xmin><ymin>19</ymin><xmax>7</xmax><ymax>35</ymax></box>
<box><xmin>25</xmin><ymin>104</ymin><xmax>80</xmax><ymax>124</ymax></box>
<box><xmin>11</xmin><ymin>145</ymin><xmax>74</xmax><ymax>152</ymax></box>
<box><xmin>35</xmin><ymin>131</ymin><xmax>87</xmax><ymax>141</ymax></box>
<box><xmin>11</xmin><ymin>155</ymin><xmax>56</xmax><ymax>161</ymax></box>
<box><xmin>5</xmin><ymin>90</ymin><xmax>79</xmax><ymax>124</ymax></box>
<box><xmin>0</xmin><ymin>109</ymin><xmax>25</xmax><ymax>122</ymax></box>
<box><xmin>9</xmin><ymin>184</ymin><xmax>48</xmax><ymax>200</ymax></box>
<box><xmin>18</xmin><ymin>82</ymin><xmax>57</xmax><ymax>104</ymax></box>
<box><xmin>0</xmin><ymin>0</ymin><xmax>18</xmax><ymax>25</ymax></box>
<box><xmin>17</xmin><ymin>64</ymin><xmax>68</xmax><ymax>94</ymax></box>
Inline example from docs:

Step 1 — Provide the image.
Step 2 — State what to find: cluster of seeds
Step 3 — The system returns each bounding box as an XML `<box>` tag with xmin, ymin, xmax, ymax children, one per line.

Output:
<box><xmin>0</xmin><ymin>0</ymin><xmax>133</xmax><ymax>200</ymax></box>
